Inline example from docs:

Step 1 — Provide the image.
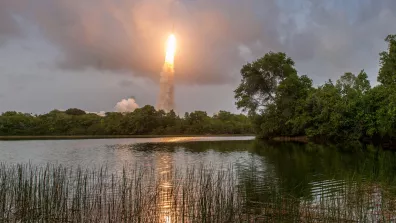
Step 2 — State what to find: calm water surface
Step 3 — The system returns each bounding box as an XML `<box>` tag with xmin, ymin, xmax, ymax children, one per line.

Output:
<box><xmin>1</xmin><ymin>136</ymin><xmax>396</xmax><ymax>202</ymax></box>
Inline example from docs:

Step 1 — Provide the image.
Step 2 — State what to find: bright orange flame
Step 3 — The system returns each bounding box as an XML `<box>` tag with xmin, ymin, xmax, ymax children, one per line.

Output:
<box><xmin>165</xmin><ymin>34</ymin><xmax>176</xmax><ymax>65</ymax></box>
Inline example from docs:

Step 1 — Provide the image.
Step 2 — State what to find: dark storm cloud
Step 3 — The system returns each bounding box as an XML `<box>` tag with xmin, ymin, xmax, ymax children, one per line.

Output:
<box><xmin>1</xmin><ymin>0</ymin><xmax>396</xmax><ymax>85</ymax></box>
<box><xmin>280</xmin><ymin>0</ymin><xmax>396</xmax><ymax>82</ymax></box>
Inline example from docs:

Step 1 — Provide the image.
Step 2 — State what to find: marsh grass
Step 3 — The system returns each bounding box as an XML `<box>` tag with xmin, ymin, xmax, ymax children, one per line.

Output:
<box><xmin>1</xmin><ymin>163</ymin><xmax>396</xmax><ymax>222</ymax></box>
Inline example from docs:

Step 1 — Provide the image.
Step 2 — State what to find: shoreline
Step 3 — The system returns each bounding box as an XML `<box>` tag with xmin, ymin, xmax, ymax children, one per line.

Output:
<box><xmin>0</xmin><ymin>134</ymin><xmax>255</xmax><ymax>141</ymax></box>
<box><xmin>271</xmin><ymin>136</ymin><xmax>396</xmax><ymax>150</ymax></box>
<box><xmin>271</xmin><ymin>136</ymin><xmax>309</xmax><ymax>143</ymax></box>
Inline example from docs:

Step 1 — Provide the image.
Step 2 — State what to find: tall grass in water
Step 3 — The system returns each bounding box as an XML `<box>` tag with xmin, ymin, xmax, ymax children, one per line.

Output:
<box><xmin>1</xmin><ymin>163</ymin><xmax>396</xmax><ymax>222</ymax></box>
<box><xmin>0</xmin><ymin>163</ymin><xmax>242</xmax><ymax>222</ymax></box>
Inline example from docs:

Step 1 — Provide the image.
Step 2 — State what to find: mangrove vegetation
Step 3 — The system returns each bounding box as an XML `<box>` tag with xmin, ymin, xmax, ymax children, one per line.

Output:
<box><xmin>235</xmin><ymin>34</ymin><xmax>396</xmax><ymax>142</ymax></box>
<box><xmin>0</xmin><ymin>108</ymin><xmax>253</xmax><ymax>136</ymax></box>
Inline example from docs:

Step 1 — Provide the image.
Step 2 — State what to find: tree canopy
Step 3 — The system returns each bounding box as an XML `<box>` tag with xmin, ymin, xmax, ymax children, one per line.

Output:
<box><xmin>378</xmin><ymin>35</ymin><xmax>396</xmax><ymax>86</ymax></box>
<box><xmin>0</xmin><ymin>106</ymin><xmax>253</xmax><ymax>136</ymax></box>
<box><xmin>235</xmin><ymin>34</ymin><xmax>396</xmax><ymax>142</ymax></box>
<box><xmin>234</xmin><ymin>52</ymin><xmax>297</xmax><ymax>114</ymax></box>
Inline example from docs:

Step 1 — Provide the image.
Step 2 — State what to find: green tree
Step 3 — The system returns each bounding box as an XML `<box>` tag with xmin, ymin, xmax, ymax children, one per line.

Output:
<box><xmin>65</xmin><ymin>108</ymin><xmax>86</xmax><ymax>116</ymax></box>
<box><xmin>277</xmin><ymin>74</ymin><xmax>313</xmax><ymax>136</ymax></box>
<box><xmin>234</xmin><ymin>52</ymin><xmax>312</xmax><ymax>139</ymax></box>
<box><xmin>362</xmin><ymin>86</ymin><xmax>396</xmax><ymax>137</ymax></box>
<box><xmin>303</xmin><ymin>80</ymin><xmax>342</xmax><ymax>140</ymax></box>
<box><xmin>378</xmin><ymin>35</ymin><xmax>396</xmax><ymax>86</ymax></box>
<box><xmin>234</xmin><ymin>52</ymin><xmax>297</xmax><ymax>114</ymax></box>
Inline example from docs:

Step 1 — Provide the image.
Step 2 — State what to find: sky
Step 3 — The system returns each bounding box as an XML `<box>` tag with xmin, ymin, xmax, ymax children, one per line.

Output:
<box><xmin>1</xmin><ymin>0</ymin><xmax>396</xmax><ymax>115</ymax></box>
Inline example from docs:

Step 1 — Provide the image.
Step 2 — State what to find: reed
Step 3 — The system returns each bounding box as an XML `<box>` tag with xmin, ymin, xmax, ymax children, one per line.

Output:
<box><xmin>1</xmin><ymin>162</ymin><xmax>396</xmax><ymax>222</ymax></box>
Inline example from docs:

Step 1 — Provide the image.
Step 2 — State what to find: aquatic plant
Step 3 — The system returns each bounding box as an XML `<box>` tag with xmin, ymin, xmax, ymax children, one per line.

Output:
<box><xmin>1</xmin><ymin>162</ymin><xmax>396</xmax><ymax>222</ymax></box>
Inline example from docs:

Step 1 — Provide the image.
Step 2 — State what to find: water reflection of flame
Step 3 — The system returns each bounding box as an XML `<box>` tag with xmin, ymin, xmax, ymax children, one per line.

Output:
<box><xmin>160</xmin><ymin>137</ymin><xmax>201</xmax><ymax>143</ymax></box>
<box><xmin>158</xmin><ymin>152</ymin><xmax>173</xmax><ymax>223</ymax></box>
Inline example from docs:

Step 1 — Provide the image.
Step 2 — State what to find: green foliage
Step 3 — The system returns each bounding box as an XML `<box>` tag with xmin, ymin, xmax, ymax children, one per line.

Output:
<box><xmin>65</xmin><ymin>108</ymin><xmax>86</xmax><ymax>116</ymax></box>
<box><xmin>234</xmin><ymin>52</ymin><xmax>297</xmax><ymax>114</ymax></box>
<box><xmin>378</xmin><ymin>35</ymin><xmax>396</xmax><ymax>86</ymax></box>
<box><xmin>0</xmin><ymin>106</ymin><xmax>253</xmax><ymax>136</ymax></box>
<box><xmin>235</xmin><ymin>34</ymin><xmax>396</xmax><ymax>142</ymax></box>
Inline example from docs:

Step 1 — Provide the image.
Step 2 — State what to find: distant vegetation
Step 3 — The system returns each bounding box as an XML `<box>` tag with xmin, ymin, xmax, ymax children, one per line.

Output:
<box><xmin>235</xmin><ymin>34</ymin><xmax>396</xmax><ymax>142</ymax></box>
<box><xmin>0</xmin><ymin>107</ymin><xmax>253</xmax><ymax>136</ymax></box>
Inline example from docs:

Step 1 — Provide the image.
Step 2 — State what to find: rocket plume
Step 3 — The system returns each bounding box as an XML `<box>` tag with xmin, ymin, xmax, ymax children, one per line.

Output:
<box><xmin>157</xmin><ymin>34</ymin><xmax>176</xmax><ymax>112</ymax></box>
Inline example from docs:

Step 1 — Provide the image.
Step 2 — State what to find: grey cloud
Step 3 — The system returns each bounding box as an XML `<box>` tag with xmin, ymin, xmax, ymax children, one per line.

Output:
<box><xmin>1</xmin><ymin>0</ymin><xmax>396</xmax><ymax>87</ymax></box>
<box><xmin>279</xmin><ymin>0</ymin><xmax>396</xmax><ymax>82</ymax></box>
<box><xmin>0</xmin><ymin>2</ymin><xmax>22</xmax><ymax>44</ymax></box>
<box><xmin>118</xmin><ymin>79</ymin><xmax>136</xmax><ymax>88</ymax></box>
<box><xmin>0</xmin><ymin>0</ymin><xmax>283</xmax><ymax>85</ymax></box>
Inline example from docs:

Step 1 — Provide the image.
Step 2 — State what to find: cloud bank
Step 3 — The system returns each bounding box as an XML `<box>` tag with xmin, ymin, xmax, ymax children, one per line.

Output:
<box><xmin>1</xmin><ymin>0</ymin><xmax>396</xmax><ymax>86</ymax></box>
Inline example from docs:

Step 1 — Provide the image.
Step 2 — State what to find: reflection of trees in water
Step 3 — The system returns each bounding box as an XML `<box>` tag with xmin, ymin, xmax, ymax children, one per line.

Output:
<box><xmin>231</xmin><ymin>141</ymin><xmax>396</xmax><ymax>221</ymax></box>
<box><xmin>5</xmin><ymin>137</ymin><xmax>396</xmax><ymax>222</ymax></box>
<box><xmin>248</xmin><ymin>141</ymin><xmax>396</xmax><ymax>199</ymax></box>
<box><xmin>130</xmin><ymin>140</ymin><xmax>255</xmax><ymax>153</ymax></box>
<box><xmin>109</xmin><ymin>139</ymin><xmax>396</xmax><ymax>221</ymax></box>
<box><xmin>116</xmin><ymin>139</ymin><xmax>396</xmax><ymax>203</ymax></box>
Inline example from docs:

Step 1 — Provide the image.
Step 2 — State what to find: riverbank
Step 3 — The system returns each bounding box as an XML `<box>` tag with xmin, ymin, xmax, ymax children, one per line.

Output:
<box><xmin>0</xmin><ymin>134</ymin><xmax>255</xmax><ymax>141</ymax></box>
<box><xmin>271</xmin><ymin>135</ymin><xmax>396</xmax><ymax>150</ymax></box>
<box><xmin>272</xmin><ymin>136</ymin><xmax>309</xmax><ymax>143</ymax></box>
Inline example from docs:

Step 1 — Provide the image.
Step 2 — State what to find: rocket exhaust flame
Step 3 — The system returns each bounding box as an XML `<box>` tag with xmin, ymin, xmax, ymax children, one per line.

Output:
<box><xmin>165</xmin><ymin>34</ymin><xmax>176</xmax><ymax>66</ymax></box>
<box><xmin>157</xmin><ymin>34</ymin><xmax>177</xmax><ymax>112</ymax></box>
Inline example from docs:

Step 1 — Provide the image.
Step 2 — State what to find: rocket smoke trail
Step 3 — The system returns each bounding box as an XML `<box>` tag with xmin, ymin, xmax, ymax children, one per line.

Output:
<box><xmin>157</xmin><ymin>61</ymin><xmax>175</xmax><ymax>112</ymax></box>
<box><xmin>157</xmin><ymin>34</ymin><xmax>176</xmax><ymax>112</ymax></box>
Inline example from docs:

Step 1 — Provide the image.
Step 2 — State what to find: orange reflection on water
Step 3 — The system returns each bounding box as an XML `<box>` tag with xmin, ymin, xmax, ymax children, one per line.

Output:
<box><xmin>157</xmin><ymin>152</ymin><xmax>173</xmax><ymax>223</ymax></box>
<box><xmin>160</xmin><ymin>137</ymin><xmax>202</xmax><ymax>143</ymax></box>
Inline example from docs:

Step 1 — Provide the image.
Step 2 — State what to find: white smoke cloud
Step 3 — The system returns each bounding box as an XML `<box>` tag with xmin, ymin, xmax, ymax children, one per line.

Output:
<box><xmin>115</xmin><ymin>98</ymin><xmax>139</xmax><ymax>113</ymax></box>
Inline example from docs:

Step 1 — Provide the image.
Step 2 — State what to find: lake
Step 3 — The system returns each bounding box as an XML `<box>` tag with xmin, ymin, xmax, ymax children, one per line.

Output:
<box><xmin>1</xmin><ymin>136</ymin><xmax>396</xmax><ymax>222</ymax></box>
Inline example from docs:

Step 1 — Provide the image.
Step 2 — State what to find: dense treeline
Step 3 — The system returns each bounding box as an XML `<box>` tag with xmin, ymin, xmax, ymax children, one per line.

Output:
<box><xmin>0</xmin><ymin>106</ymin><xmax>253</xmax><ymax>136</ymax></box>
<box><xmin>235</xmin><ymin>34</ymin><xmax>396</xmax><ymax>142</ymax></box>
